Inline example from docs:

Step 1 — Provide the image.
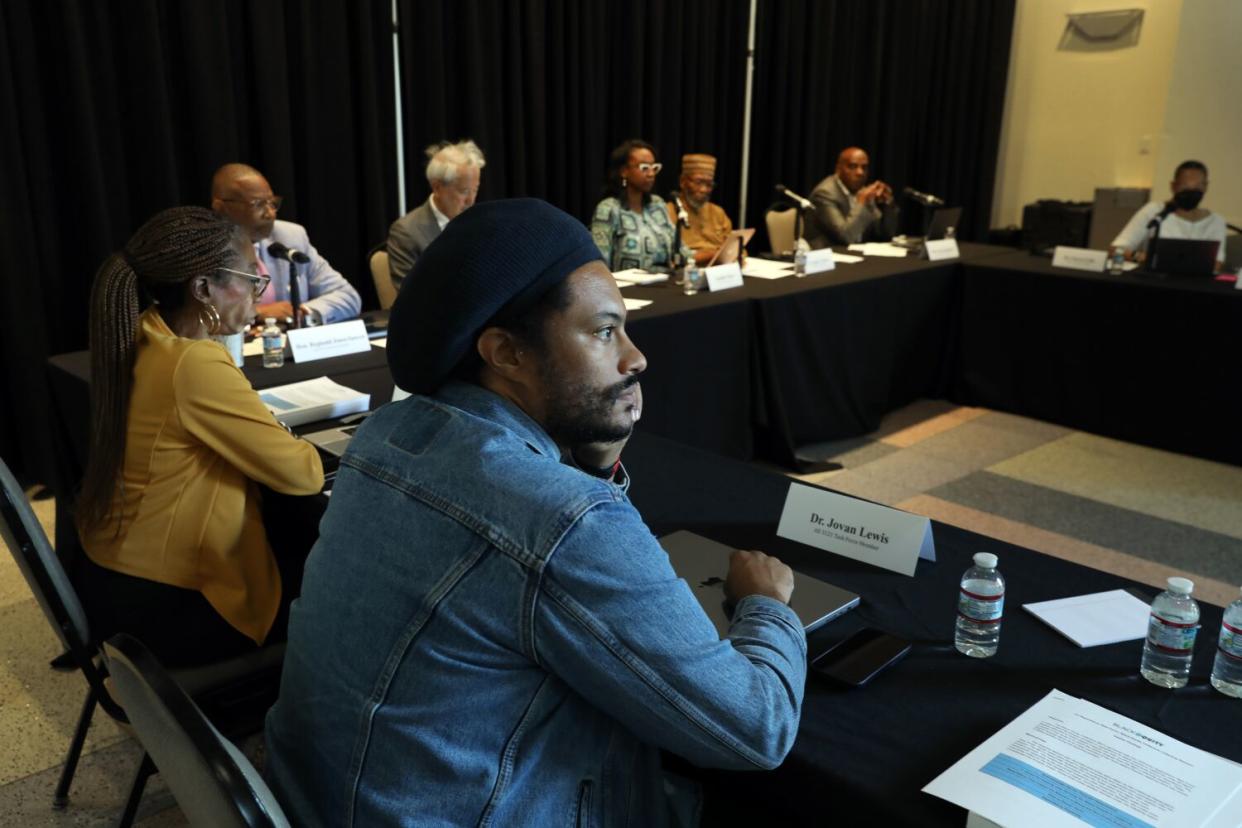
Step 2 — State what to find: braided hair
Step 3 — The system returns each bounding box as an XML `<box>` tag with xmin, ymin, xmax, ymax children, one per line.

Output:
<box><xmin>78</xmin><ymin>206</ymin><xmax>247</xmax><ymax>533</ymax></box>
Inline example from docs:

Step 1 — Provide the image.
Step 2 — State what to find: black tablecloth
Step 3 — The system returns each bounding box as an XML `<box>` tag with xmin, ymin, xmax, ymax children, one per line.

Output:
<box><xmin>956</xmin><ymin>250</ymin><xmax>1242</xmax><ymax>467</ymax></box>
<box><xmin>623</xmin><ymin>432</ymin><xmax>1240</xmax><ymax>825</ymax></box>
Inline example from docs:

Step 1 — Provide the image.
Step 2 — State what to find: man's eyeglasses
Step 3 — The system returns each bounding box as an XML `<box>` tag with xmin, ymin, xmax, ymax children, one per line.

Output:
<box><xmin>220</xmin><ymin>267</ymin><xmax>271</xmax><ymax>297</ymax></box>
<box><xmin>220</xmin><ymin>196</ymin><xmax>283</xmax><ymax>212</ymax></box>
<box><xmin>686</xmin><ymin>177</ymin><xmax>716</xmax><ymax>188</ymax></box>
<box><xmin>634</xmin><ymin>162</ymin><xmax>663</xmax><ymax>175</ymax></box>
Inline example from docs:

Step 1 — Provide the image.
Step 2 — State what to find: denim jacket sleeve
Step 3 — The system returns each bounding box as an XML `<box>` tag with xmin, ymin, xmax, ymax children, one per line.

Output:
<box><xmin>533</xmin><ymin>497</ymin><xmax>807</xmax><ymax>771</ymax></box>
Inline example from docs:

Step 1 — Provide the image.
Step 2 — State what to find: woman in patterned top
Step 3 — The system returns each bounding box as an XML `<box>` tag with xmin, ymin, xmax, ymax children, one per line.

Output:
<box><xmin>590</xmin><ymin>139</ymin><xmax>691</xmax><ymax>272</ymax></box>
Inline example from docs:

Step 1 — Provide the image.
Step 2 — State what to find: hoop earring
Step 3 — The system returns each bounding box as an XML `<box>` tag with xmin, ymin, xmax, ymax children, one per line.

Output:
<box><xmin>198</xmin><ymin>301</ymin><xmax>222</xmax><ymax>335</ymax></box>
<box><xmin>622</xmin><ymin>178</ymin><xmax>628</xmax><ymax>188</ymax></box>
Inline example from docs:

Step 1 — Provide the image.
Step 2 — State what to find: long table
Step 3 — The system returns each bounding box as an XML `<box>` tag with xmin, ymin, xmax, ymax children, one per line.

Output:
<box><xmin>622</xmin><ymin>432</ymin><xmax>1241</xmax><ymax>825</ymax></box>
<box><xmin>955</xmin><ymin>249</ymin><xmax>1242</xmax><ymax>467</ymax></box>
<box><xmin>44</xmin><ymin>319</ymin><xmax>1242</xmax><ymax>825</ymax></box>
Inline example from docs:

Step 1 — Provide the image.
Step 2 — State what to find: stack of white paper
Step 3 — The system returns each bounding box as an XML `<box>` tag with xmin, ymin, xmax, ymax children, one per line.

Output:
<box><xmin>741</xmin><ymin>258</ymin><xmax>795</xmax><ymax>279</ymax></box>
<box><xmin>258</xmin><ymin>377</ymin><xmax>370</xmax><ymax>427</ymax></box>
<box><xmin>848</xmin><ymin>242</ymin><xmax>908</xmax><ymax>257</ymax></box>
<box><xmin>612</xmin><ymin>269</ymin><xmax>669</xmax><ymax>286</ymax></box>
<box><xmin>623</xmin><ymin>298</ymin><xmax>652</xmax><ymax>311</ymax></box>
<box><xmin>1023</xmin><ymin>590</ymin><xmax>1150</xmax><ymax>648</ymax></box>
<box><xmin>925</xmin><ymin>690</ymin><xmax>1242</xmax><ymax>827</ymax></box>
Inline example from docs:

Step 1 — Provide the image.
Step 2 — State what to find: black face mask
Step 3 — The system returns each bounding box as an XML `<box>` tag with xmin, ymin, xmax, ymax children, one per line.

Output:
<box><xmin>1173</xmin><ymin>189</ymin><xmax>1204</xmax><ymax>211</ymax></box>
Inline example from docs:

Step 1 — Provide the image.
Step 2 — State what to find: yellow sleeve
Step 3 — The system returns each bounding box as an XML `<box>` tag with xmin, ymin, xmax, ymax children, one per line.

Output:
<box><xmin>172</xmin><ymin>341</ymin><xmax>325</xmax><ymax>495</ymax></box>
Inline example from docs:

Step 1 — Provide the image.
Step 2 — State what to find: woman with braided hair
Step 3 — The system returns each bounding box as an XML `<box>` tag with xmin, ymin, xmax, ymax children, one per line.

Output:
<box><xmin>76</xmin><ymin>206</ymin><xmax>323</xmax><ymax>667</ymax></box>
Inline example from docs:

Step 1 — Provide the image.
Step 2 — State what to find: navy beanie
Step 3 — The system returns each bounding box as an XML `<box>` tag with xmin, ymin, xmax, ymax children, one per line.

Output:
<box><xmin>387</xmin><ymin>198</ymin><xmax>604</xmax><ymax>394</ymax></box>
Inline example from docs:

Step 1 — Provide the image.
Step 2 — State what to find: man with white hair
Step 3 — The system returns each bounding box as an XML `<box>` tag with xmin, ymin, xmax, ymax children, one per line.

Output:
<box><xmin>386</xmin><ymin>139</ymin><xmax>486</xmax><ymax>288</ymax></box>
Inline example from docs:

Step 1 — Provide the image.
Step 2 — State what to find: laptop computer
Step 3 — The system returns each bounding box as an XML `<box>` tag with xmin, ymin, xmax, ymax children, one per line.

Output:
<box><xmin>925</xmin><ymin>206</ymin><xmax>963</xmax><ymax>241</ymax></box>
<box><xmin>1147</xmin><ymin>238</ymin><xmax>1219</xmax><ymax>278</ymax></box>
<box><xmin>705</xmin><ymin>228</ymin><xmax>757</xmax><ymax>267</ymax></box>
<box><xmin>658</xmin><ymin>530</ymin><xmax>859</xmax><ymax>636</ymax></box>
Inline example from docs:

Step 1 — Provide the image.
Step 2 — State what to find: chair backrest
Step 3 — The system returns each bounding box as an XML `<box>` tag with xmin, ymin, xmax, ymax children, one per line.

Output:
<box><xmin>765</xmin><ymin>206</ymin><xmax>797</xmax><ymax>256</ymax></box>
<box><xmin>1225</xmin><ymin>226</ymin><xmax>1242</xmax><ymax>273</ymax></box>
<box><xmin>370</xmin><ymin>246</ymin><xmax>396</xmax><ymax>310</ymax></box>
<box><xmin>103</xmin><ymin>634</ymin><xmax>290</xmax><ymax>828</ymax></box>
<box><xmin>0</xmin><ymin>456</ymin><xmax>92</xmax><ymax>658</ymax></box>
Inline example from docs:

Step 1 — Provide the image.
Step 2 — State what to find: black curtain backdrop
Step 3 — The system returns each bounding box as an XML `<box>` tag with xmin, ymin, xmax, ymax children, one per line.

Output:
<box><xmin>0</xmin><ymin>0</ymin><xmax>1013</xmax><ymax>482</ymax></box>
<box><xmin>396</xmin><ymin>0</ymin><xmax>752</xmax><ymax>224</ymax></box>
<box><xmin>748</xmin><ymin>0</ymin><xmax>1015</xmax><ymax>243</ymax></box>
<box><xmin>0</xmin><ymin>0</ymin><xmax>396</xmax><ymax>482</ymax></box>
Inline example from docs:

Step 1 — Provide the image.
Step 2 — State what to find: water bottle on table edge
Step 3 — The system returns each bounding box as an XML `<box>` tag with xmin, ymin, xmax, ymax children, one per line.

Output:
<box><xmin>1210</xmin><ymin>586</ymin><xmax>1242</xmax><ymax>698</ymax></box>
<box><xmin>683</xmin><ymin>257</ymin><xmax>701</xmax><ymax>295</ymax></box>
<box><xmin>955</xmin><ymin>552</ymin><xmax>1004</xmax><ymax>658</ymax></box>
<box><xmin>262</xmin><ymin>317</ymin><xmax>285</xmax><ymax>369</ymax></box>
<box><xmin>1140</xmin><ymin>577</ymin><xmax>1199</xmax><ymax>689</ymax></box>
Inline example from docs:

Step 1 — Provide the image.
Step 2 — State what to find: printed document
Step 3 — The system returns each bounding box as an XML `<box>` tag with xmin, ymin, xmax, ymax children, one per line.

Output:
<box><xmin>924</xmin><ymin>690</ymin><xmax>1242</xmax><ymax>827</ymax></box>
<box><xmin>258</xmin><ymin>377</ymin><xmax>370</xmax><ymax>427</ymax></box>
<box><xmin>1023</xmin><ymin>590</ymin><xmax>1151</xmax><ymax>648</ymax></box>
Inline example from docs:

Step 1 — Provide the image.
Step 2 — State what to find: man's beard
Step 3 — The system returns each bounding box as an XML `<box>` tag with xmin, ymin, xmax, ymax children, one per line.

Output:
<box><xmin>541</xmin><ymin>368</ymin><xmax>640</xmax><ymax>447</ymax></box>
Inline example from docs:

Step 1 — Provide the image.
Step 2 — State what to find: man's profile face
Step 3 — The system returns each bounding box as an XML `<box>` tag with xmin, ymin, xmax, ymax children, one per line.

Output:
<box><xmin>214</xmin><ymin>173</ymin><xmax>278</xmax><ymax>242</ymax></box>
<box><xmin>836</xmin><ymin>150</ymin><xmax>870</xmax><ymax>193</ymax></box>
<box><xmin>529</xmin><ymin>263</ymin><xmax>647</xmax><ymax>446</ymax></box>
<box><xmin>681</xmin><ymin>172</ymin><xmax>715</xmax><ymax>209</ymax></box>
<box><xmin>433</xmin><ymin>166</ymin><xmax>480</xmax><ymax>219</ymax></box>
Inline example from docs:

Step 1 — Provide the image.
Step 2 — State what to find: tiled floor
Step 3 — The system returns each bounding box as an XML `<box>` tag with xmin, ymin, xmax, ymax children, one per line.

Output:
<box><xmin>2</xmin><ymin>399</ymin><xmax>1240</xmax><ymax>824</ymax></box>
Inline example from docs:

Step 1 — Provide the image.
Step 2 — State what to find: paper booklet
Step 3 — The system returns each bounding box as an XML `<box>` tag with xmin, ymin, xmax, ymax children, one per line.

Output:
<box><xmin>258</xmin><ymin>376</ymin><xmax>370</xmax><ymax>428</ymax></box>
<box><xmin>1022</xmin><ymin>589</ymin><xmax>1151</xmax><ymax>648</ymax></box>
<box><xmin>924</xmin><ymin>690</ymin><xmax>1242</xmax><ymax>828</ymax></box>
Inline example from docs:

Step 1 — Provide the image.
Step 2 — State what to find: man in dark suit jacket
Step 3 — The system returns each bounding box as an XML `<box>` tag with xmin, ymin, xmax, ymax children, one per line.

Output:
<box><xmin>387</xmin><ymin>140</ymin><xmax>486</xmax><ymax>288</ymax></box>
<box><xmin>805</xmin><ymin>147</ymin><xmax>899</xmax><ymax>248</ymax></box>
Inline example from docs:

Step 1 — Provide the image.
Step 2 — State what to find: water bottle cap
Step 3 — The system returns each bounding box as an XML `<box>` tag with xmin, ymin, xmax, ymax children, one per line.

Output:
<box><xmin>265</xmin><ymin>317</ymin><xmax>276</xmax><ymax>324</ymax></box>
<box><xmin>973</xmin><ymin>552</ymin><xmax>998</xmax><ymax>569</ymax></box>
<box><xmin>1166</xmin><ymin>576</ymin><xmax>1193</xmax><ymax>595</ymax></box>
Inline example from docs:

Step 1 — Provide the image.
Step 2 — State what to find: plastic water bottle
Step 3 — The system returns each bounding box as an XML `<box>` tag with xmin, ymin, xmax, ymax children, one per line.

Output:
<box><xmin>794</xmin><ymin>247</ymin><xmax>807</xmax><ymax>278</ymax></box>
<box><xmin>683</xmin><ymin>259</ymin><xmax>701</xmax><ymax>295</ymax></box>
<box><xmin>261</xmin><ymin>318</ymin><xmax>284</xmax><ymax>368</ymax></box>
<box><xmin>1107</xmin><ymin>247</ymin><xmax>1125</xmax><ymax>275</ymax></box>
<box><xmin>955</xmin><ymin>553</ymin><xmax>1004</xmax><ymax>658</ymax></box>
<box><xmin>1209</xmin><ymin>587</ymin><xmax>1242</xmax><ymax>698</ymax></box>
<box><xmin>1140</xmin><ymin>577</ymin><xmax>1200</xmax><ymax>689</ymax></box>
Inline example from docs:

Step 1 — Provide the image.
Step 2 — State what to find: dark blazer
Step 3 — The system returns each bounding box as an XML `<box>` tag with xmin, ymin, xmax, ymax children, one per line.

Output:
<box><xmin>805</xmin><ymin>174</ymin><xmax>899</xmax><ymax>248</ymax></box>
<box><xmin>386</xmin><ymin>198</ymin><xmax>443</xmax><ymax>288</ymax></box>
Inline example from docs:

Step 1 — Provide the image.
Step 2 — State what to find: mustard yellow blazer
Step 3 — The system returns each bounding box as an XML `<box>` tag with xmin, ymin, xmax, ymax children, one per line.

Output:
<box><xmin>81</xmin><ymin>309</ymin><xmax>324</xmax><ymax>644</ymax></box>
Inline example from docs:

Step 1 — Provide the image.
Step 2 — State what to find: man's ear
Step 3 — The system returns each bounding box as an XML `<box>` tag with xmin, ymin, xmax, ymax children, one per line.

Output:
<box><xmin>476</xmin><ymin>327</ymin><xmax>529</xmax><ymax>382</ymax></box>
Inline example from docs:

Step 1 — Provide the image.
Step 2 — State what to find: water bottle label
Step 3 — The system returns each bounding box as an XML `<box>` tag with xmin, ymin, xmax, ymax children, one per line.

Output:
<box><xmin>264</xmin><ymin>335</ymin><xmax>281</xmax><ymax>349</ymax></box>
<box><xmin>1219</xmin><ymin>621</ymin><xmax>1242</xmax><ymax>662</ymax></box>
<box><xmin>1146</xmin><ymin>614</ymin><xmax>1198</xmax><ymax>654</ymax></box>
<box><xmin>958</xmin><ymin>588</ymin><xmax>1004</xmax><ymax>623</ymax></box>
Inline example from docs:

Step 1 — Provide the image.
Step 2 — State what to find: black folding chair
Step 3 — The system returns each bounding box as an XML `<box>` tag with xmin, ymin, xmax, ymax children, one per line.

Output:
<box><xmin>103</xmin><ymin>634</ymin><xmax>289</xmax><ymax>827</ymax></box>
<box><xmin>0</xmin><ymin>456</ymin><xmax>283</xmax><ymax>822</ymax></box>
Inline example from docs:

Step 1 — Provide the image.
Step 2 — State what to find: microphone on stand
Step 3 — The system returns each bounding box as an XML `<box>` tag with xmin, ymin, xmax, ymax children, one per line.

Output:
<box><xmin>267</xmin><ymin>242</ymin><xmax>309</xmax><ymax>327</ymax></box>
<box><xmin>673</xmin><ymin>192</ymin><xmax>690</xmax><ymax>228</ymax></box>
<box><xmin>903</xmin><ymin>186</ymin><xmax>945</xmax><ymax>207</ymax></box>
<box><xmin>775</xmin><ymin>184</ymin><xmax>813</xmax><ymax>211</ymax></box>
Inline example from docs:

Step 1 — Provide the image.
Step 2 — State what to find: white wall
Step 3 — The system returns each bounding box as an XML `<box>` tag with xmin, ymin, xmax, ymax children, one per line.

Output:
<box><xmin>992</xmin><ymin>0</ymin><xmax>1184</xmax><ymax>228</ymax></box>
<box><xmin>1152</xmin><ymin>0</ymin><xmax>1241</xmax><ymax>227</ymax></box>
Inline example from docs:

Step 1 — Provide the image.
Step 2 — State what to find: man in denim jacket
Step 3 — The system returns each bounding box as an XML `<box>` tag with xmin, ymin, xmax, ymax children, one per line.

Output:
<box><xmin>266</xmin><ymin>199</ymin><xmax>807</xmax><ymax>827</ymax></box>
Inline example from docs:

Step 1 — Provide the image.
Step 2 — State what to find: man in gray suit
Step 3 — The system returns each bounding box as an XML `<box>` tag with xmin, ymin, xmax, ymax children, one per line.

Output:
<box><xmin>805</xmin><ymin>146</ymin><xmax>898</xmax><ymax>248</ymax></box>
<box><xmin>387</xmin><ymin>140</ymin><xmax>486</xmax><ymax>288</ymax></box>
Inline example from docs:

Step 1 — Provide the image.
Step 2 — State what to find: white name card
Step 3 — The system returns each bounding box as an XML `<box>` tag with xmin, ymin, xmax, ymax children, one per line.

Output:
<box><xmin>776</xmin><ymin>482</ymin><xmax>935</xmax><ymax>577</ymax></box>
<box><xmin>1051</xmin><ymin>246</ymin><xmax>1107</xmax><ymax>273</ymax></box>
<box><xmin>924</xmin><ymin>238</ymin><xmax>960</xmax><ymax>261</ymax></box>
<box><xmin>804</xmin><ymin>248</ymin><xmax>836</xmax><ymax>274</ymax></box>
<box><xmin>287</xmin><ymin>319</ymin><xmax>372</xmax><ymax>363</ymax></box>
<box><xmin>704</xmin><ymin>262</ymin><xmax>744</xmax><ymax>292</ymax></box>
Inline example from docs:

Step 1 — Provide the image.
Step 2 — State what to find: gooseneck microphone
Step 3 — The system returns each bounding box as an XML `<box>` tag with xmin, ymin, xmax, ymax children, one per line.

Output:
<box><xmin>267</xmin><ymin>242</ymin><xmax>309</xmax><ymax>327</ymax></box>
<box><xmin>775</xmin><ymin>184</ymin><xmax>813</xmax><ymax>211</ymax></box>
<box><xmin>903</xmin><ymin>186</ymin><xmax>945</xmax><ymax>207</ymax></box>
<box><xmin>674</xmin><ymin>193</ymin><xmax>690</xmax><ymax>228</ymax></box>
<box><xmin>267</xmin><ymin>242</ymin><xmax>311</xmax><ymax>264</ymax></box>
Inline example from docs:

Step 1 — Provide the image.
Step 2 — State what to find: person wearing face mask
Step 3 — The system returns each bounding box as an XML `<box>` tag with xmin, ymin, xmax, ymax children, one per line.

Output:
<box><xmin>667</xmin><ymin>153</ymin><xmax>734</xmax><ymax>266</ymax></box>
<box><xmin>75</xmin><ymin>207</ymin><xmax>323</xmax><ymax>668</ymax></box>
<box><xmin>1110</xmin><ymin>160</ymin><xmax>1228</xmax><ymax>269</ymax></box>
<box><xmin>591</xmin><ymin>139</ymin><xmax>693</xmax><ymax>272</ymax></box>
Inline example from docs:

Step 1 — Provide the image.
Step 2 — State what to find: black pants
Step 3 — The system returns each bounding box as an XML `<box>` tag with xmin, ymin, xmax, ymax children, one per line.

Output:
<box><xmin>73</xmin><ymin>489</ymin><xmax>317</xmax><ymax>669</ymax></box>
